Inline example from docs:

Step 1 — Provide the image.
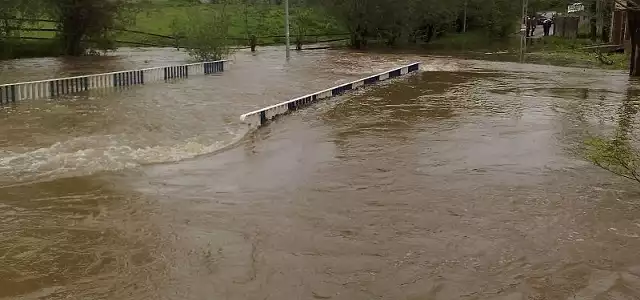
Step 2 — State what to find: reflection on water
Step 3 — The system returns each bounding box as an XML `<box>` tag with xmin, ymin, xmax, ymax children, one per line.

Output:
<box><xmin>2</xmin><ymin>48</ymin><xmax>640</xmax><ymax>299</ymax></box>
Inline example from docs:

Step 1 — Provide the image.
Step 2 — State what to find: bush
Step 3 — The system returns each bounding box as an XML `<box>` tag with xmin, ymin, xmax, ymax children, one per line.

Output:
<box><xmin>171</xmin><ymin>6</ymin><xmax>234</xmax><ymax>61</ymax></box>
<box><xmin>585</xmin><ymin>98</ymin><xmax>640</xmax><ymax>184</ymax></box>
<box><xmin>586</xmin><ymin>137</ymin><xmax>640</xmax><ymax>183</ymax></box>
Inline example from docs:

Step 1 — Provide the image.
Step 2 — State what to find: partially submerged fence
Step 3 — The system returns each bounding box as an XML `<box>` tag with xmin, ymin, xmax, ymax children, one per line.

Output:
<box><xmin>240</xmin><ymin>62</ymin><xmax>421</xmax><ymax>128</ymax></box>
<box><xmin>0</xmin><ymin>60</ymin><xmax>226</xmax><ymax>104</ymax></box>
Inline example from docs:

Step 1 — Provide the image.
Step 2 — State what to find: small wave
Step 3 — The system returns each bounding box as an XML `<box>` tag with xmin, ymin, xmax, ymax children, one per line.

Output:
<box><xmin>0</xmin><ymin>128</ymin><xmax>248</xmax><ymax>185</ymax></box>
<box><xmin>420</xmin><ymin>61</ymin><xmax>464</xmax><ymax>72</ymax></box>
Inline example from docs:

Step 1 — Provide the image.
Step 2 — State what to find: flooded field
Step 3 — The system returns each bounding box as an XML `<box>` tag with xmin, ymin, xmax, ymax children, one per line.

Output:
<box><xmin>1</xmin><ymin>47</ymin><xmax>640</xmax><ymax>300</ymax></box>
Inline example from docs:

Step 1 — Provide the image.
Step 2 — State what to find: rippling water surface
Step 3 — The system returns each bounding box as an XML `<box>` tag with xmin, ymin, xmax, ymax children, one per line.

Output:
<box><xmin>1</xmin><ymin>46</ymin><xmax>640</xmax><ymax>300</ymax></box>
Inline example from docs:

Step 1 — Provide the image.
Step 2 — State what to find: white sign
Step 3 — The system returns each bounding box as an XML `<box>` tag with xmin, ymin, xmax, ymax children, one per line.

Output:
<box><xmin>568</xmin><ymin>3</ymin><xmax>585</xmax><ymax>13</ymax></box>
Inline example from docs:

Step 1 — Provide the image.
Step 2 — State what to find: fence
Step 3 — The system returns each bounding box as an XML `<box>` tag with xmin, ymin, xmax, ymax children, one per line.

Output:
<box><xmin>0</xmin><ymin>60</ymin><xmax>225</xmax><ymax>104</ymax></box>
<box><xmin>1</xmin><ymin>19</ymin><xmax>350</xmax><ymax>50</ymax></box>
<box><xmin>554</xmin><ymin>16</ymin><xmax>580</xmax><ymax>38</ymax></box>
<box><xmin>239</xmin><ymin>62</ymin><xmax>421</xmax><ymax>128</ymax></box>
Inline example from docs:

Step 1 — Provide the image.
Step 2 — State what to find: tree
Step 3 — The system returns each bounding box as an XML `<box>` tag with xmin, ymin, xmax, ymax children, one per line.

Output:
<box><xmin>292</xmin><ymin>5</ymin><xmax>313</xmax><ymax>49</ymax></box>
<box><xmin>171</xmin><ymin>5</ymin><xmax>234</xmax><ymax>61</ymax></box>
<box><xmin>321</xmin><ymin>0</ymin><xmax>380</xmax><ymax>48</ymax></box>
<box><xmin>408</xmin><ymin>0</ymin><xmax>462</xmax><ymax>43</ymax></box>
<box><xmin>319</xmin><ymin>0</ymin><xmax>530</xmax><ymax>48</ymax></box>
<box><xmin>629</xmin><ymin>4</ymin><xmax>640</xmax><ymax>76</ymax></box>
<box><xmin>49</xmin><ymin>0</ymin><xmax>137</xmax><ymax>56</ymax></box>
<box><xmin>0</xmin><ymin>0</ymin><xmax>49</xmax><ymax>37</ymax></box>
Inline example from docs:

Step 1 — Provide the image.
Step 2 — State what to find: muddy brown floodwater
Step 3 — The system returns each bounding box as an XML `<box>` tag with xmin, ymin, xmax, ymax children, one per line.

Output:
<box><xmin>2</xmin><ymin>47</ymin><xmax>640</xmax><ymax>300</ymax></box>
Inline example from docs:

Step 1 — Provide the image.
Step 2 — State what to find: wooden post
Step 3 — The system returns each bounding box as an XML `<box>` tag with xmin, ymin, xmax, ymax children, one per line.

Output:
<box><xmin>463</xmin><ymin>0</ymin><xmax>468</xmax><ymax>33</ymax></box>
<box><xmin>520</xmin><ymin>0</ymin><xmax>528</xmax><ymax>62</ymax></box>
<box><xmin>250</xmin><ymin>35</ymin><xmax>257</xmax><ymax>52</ymax></box>
<box><xmin>628</xmin><ymin>9</ymin><xmax>640</xmax><ymax>76</ymax></box>
<box><xmin>596</xmin><ymin>0</ymin><xmax>603</xmax><ymax>41</ymax></box>
<box><xmin>295</xmin><ymin>37</ymin><xmax>302</xmax><ymax>50</ymax></box>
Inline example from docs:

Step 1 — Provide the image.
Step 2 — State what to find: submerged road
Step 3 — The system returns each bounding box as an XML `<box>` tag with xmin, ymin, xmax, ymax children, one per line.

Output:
<box><xmin>1</xmin><ymin>47</ymin><xmax>640</xmax><ymax>300</ymax></box>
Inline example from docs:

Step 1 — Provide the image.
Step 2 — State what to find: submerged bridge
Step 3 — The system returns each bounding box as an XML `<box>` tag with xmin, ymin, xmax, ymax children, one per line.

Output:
<box><xmin>0</xmin><ymin>55</ymin><xmax>419</xmax><ymax>128</ymax></box>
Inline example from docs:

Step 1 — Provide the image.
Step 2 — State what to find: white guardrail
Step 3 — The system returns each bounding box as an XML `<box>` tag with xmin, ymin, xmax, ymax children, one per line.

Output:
<box><xmin>0</xmin><ymin>60</ymin><xmax>227</xmax><ymax>104</ymax></box>
<box><xmin>240</xmin><ymin>62</ymin><xmax>420</xmax><ymax>128</ymax></box>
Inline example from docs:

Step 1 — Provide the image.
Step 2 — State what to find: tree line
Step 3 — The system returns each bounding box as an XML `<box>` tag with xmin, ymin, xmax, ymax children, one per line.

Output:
<box><xmin>0</xmin><ymin>0</ymin><xmax>137</xmax><ymax>56</ymax></box>
<box><xmin>317</xmin><ymin>0</ymin><xmax>594</xmax><ymax>48</ymax></box>
<box><xmin>0</xmin><ymin>0</ymin><xmax>584</xmax><ymax>57</ymax></box>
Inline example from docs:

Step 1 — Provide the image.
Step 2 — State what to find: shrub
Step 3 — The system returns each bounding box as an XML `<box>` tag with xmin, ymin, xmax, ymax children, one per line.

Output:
<box><xmin>171</xmin><ymin>6</ymin><xmax>234</xmax><ymax>61</ymax></box>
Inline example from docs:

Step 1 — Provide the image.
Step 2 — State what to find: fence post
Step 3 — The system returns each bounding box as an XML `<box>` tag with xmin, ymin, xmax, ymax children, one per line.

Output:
<box><xmin>295</xmin><ymin>36</ymin><xmax>302</xmax><ymax>50</ymax></box>
<box><xmin>250</xmin><ymin>35</ymin><xmax>257</xmax><ymax>52</ymax></box>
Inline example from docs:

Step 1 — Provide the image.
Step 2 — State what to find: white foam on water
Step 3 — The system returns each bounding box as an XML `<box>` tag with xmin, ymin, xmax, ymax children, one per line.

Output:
<box><xmin>420</xmin><ymin>61</ymin><xmax>465</xmax><ymax>72</ymax></box>
<box><xmin>0</xmin><ymin>127</ymin><xmax>248</xmax><ymax>185</ymax></box>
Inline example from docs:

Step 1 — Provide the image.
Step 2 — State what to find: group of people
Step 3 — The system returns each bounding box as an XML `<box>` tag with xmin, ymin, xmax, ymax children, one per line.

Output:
<box><xmin>525</xmin><ymin>15</ymin><xmax>554</xmax><ymax>37</ymax></box>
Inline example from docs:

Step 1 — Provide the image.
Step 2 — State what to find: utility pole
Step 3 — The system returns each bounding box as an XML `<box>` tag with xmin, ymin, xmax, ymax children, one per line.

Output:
<box><xmin>284</xmin><ymin>0</ymin><xmax>291</xmax><ymax>60</ymax></box>
<box><xmin>520</xmin><ymin>0</ymin><xmax>528</xmax><ymax>62</ymax></box>
<box><xmin>596</xmin><ymin>0</ymin><xmax>603</xmax><ymax>41</ymax></box>
<box><xmin>463</xmin><ymin>0</ymin><xmax>468</xmax><ymax>33</ymax></box>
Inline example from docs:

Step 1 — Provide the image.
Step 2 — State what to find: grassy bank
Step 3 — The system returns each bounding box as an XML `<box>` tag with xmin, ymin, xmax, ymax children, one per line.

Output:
<box><xmin>6</xmin><ymin>1</ymin><xmax>344</xmax><ymax>53</ymax></box>
<box><xmin>524</xmin><ymin>36</ymin><xmax>628</xmax><ymax>70</ymax></box>
<box><xmin>425</xmin><ymin>32</ymin><xmax>628</xmax><ymax>71</ymax></box>
<box><xmin>132</xmin><ymin>3</ymin><xmax>342</xmax><ymax>40</ymax></box>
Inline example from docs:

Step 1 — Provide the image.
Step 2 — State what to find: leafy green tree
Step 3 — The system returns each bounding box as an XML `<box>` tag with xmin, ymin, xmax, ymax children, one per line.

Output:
<box><xmin>0</xmin><ymin>0</ymin><xmax>49</xmax><ymax>37</ymax></box>
<box><xmin>320</xmin><ymin>0</ymin><xmax>381</xmax><ymax>48</ymax></box>
<box><xmin>49</xmin><ymin>0</ymin><xmax>138</xmax><ymax>56</ymax></box>
<box><xmin>319</xmin><ymin>0</ymin><xmax>529</xmax><ymax>48</ymax></box>
<box><xmin>407</xmin><ymin>0</ymin><xmax>462</xmax><ymax>43</ymax></box>
<box><xmin>171</xmin><ymin>5</ymin><xmax>234</xmax><ymax>61</ymax></box>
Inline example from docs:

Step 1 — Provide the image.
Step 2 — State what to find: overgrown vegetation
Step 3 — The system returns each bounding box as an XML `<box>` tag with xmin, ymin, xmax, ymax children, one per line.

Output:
<box><xmin>525</xmin><ymin>36</ymin><xmax>628</xmax><ymax>70</ymax></box>
<box><xmin>0</xmin><ymin>0</ymin><xmax>138</xmax><ymax>58</ymax></box>
<box><xmin>585</xmin><ymin>91</ymin><xmax>640</xmax><ymax>184</ymax></box>
<box><xmin>586</xmin><ymin>137</ymin><xmax>640</xmax><ymax>183</ymax></box>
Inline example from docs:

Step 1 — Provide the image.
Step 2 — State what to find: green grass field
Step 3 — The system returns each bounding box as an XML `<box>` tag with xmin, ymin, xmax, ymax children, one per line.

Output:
<box><xmin>425</xmin><ymin>32</ymin><xmax>628</xmax><ymax>71</ymax></box>
<box><xmin>15</xmin><ymin>2</ymin><xmax>344</xmax><ymax>46</ymax></box>
<box><xmin>524</xmin><ymin>36</ymin><xmax>628</xmax><ymax>70</ymax></box>
<box><xmin>136</xmin><ymin>3</ymin><xmax>343</xmax><ymax>43</ymax></box>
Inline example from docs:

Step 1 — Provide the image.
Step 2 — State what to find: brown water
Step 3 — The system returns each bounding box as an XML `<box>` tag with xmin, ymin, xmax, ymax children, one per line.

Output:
<box><xmin>2</xmin><ymin>47</ymin><xmax>640</xmax><ymax>300</ymax></box>
<box><xmin>0</xmin><ymin>47</ymin><xmax>192</xmax><ymax>84</ymax></box>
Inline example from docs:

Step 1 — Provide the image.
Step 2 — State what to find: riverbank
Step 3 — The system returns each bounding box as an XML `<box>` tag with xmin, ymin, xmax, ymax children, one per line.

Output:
<box><xmin>426</xmin><ymin>32</ymin><xmax>628</xmax><ymax>71</ymax></box>
<box><xmin>525</xmin><ymin>37</ymin><xmax>628</xmax><ymax>70</ymax></box>
<box><xmin>1</xmin><ymin>28</ymin><xmax>629</xmax><ymax>74</ymax></box>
